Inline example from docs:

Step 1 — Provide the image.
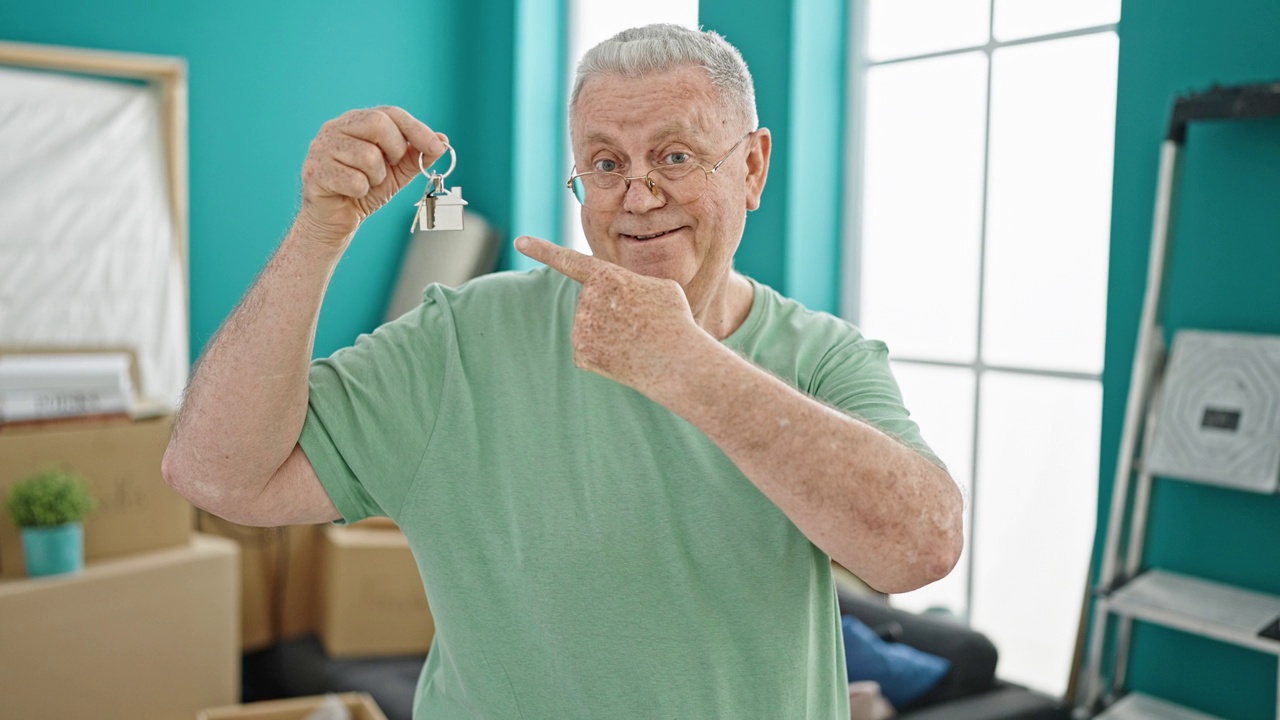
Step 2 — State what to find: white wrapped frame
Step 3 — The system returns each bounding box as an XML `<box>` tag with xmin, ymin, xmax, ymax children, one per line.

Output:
<box><xmin>0</xmin><ymin>41</ymin><xmax>190</xmax><ymax>407</ymax></box>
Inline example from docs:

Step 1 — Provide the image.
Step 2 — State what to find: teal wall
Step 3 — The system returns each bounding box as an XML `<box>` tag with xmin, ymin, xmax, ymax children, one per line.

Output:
<box><xmin>509</xmin><ymin>0</ymin><xmax>567</xmax><ymax>273</ymax></box>
<box><xmin>1096</xmin><ymin>1</ymin><xmax>1280</xmax><ymax>717</ymax></box>
<box><xmin>699</xmin><ymin>1</ymin><xmax>792</xmax><ymax>293</ymax></box>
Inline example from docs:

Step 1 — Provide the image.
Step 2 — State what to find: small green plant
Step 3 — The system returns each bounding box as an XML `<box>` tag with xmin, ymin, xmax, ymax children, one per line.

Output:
<box><xmin>6</xmin><ymin>468</ymin><xmax>96</xmax><ymax>528</ymax></box>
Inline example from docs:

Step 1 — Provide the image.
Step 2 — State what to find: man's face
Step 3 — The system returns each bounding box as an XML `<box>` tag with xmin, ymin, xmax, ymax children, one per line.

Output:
<box><xmin>569</xmin><ymin>66</ymin><xmax>769</xmax><ymax>312</ymax></box>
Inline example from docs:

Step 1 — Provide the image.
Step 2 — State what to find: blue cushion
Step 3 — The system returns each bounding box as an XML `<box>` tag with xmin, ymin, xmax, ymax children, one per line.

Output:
<box><xmin>841</xmin><ymin>614</ymin><xmax>951</xmax><ymax>708</ymax></box>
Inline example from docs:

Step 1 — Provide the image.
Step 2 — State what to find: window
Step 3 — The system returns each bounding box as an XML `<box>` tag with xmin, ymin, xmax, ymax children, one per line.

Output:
<box><xmin>563</xmin><ymin>2</ymin><xmax>700</xmax><ymax>253</ymax></box>
<box><xmin>845</xmin><ymin>0</ymin><xmax>1119</xmax><ymax>695</ymax></box>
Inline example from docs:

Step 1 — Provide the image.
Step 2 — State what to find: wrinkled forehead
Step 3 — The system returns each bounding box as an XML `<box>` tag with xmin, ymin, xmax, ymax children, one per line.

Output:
<box><xmin>569</xmin><ymin>65</ymin><xmax>732</xmax><ymax>145</ymax></box>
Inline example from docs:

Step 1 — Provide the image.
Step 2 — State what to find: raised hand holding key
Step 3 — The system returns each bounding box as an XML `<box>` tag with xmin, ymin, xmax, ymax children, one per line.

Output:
<box><xmin>298</xmin><ymin>106</ymin><xmax>448</xmax><ymax>250</ymax></box>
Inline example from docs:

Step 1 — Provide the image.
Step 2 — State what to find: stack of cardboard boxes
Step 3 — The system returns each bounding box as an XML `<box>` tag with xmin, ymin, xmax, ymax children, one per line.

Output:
<box><xmin>200</xmin><ymin>513</ymin><xmax>436</xmax><ymax>660</ymax></box>
<box><xmin>0</xmin><ymin>414</ymin><xmax>238</xmax><ymax>718</ymax></box>
<box><xmin>0</xmin><ymin>413</ymin><xmax>435</xmax><ymax>718</ymax></box>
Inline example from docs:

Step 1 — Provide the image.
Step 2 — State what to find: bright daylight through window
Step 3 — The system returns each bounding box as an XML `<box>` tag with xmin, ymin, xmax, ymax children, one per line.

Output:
<box><xmin>846</xmin><ymin>0</ymin><xmax>1120</xmax><ymax>696</ymax></box>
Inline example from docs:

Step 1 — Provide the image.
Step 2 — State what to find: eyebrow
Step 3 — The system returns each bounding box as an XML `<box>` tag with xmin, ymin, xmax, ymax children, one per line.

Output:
<box><xmin>649</xmin><ymin>125</ymin><xmax>690</xmax><ymax>142</ymax></box>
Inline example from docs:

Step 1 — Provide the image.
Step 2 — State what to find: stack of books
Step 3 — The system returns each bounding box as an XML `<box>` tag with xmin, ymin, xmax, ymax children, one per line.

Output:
<box><xmin>0</xmin><ymin>352</ymin><xmax>135</xmax><ymax>423</ymax></box>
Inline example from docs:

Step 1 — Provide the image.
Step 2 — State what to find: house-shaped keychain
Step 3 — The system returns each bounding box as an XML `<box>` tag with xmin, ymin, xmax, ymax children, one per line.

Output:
<box><xmin>415</xmin><ymin>185</ymin><xmax>467</xmax><ymax>232</ymax></box>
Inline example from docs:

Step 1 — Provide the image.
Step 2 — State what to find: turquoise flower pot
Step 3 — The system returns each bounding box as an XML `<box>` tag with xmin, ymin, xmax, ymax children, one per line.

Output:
<box><xmin>21</xmin><ymin>522</ymin><xmax>84</xmax><ymax>577</ymax></box>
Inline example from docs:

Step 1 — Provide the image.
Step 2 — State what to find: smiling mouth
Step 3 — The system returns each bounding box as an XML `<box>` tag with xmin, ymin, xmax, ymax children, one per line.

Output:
<box><xmin>625</xmin><ymin>228</ymin><xmax>680</xmax><ymax>241</ymax></box>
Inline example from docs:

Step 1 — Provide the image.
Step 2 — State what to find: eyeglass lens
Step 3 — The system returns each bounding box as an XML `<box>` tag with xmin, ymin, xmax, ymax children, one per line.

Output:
<box><xmin>572</xmin><ymin>164</ymin><xmax>706</xmax><ymax>210</ymax></box>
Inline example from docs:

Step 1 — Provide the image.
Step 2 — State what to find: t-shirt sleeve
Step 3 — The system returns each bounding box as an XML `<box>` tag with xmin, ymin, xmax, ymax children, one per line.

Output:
<box><xmin>808</xmin><ymin>337</ymin><xmax>946</xmax><ymax>471</ymax></box>
<box><xmin>298</xmin><ymin>289</ymin><xmax>454</xmax><ymax>524</ymax></box>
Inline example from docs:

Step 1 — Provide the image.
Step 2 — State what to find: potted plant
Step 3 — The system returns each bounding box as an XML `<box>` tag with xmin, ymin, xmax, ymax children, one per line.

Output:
<box><xmin>6</xmin><ymin>467</ymin><xmax>96</xmax><ymax>577</ymax></box>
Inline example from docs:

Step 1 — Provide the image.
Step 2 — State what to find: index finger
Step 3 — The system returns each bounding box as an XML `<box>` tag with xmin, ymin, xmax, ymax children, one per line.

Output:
<box><xmin>377</xmin><ymin>106</ymin><xmax>446</xmax><ymax>159</ymax></box>
<box><xmin>514</xmin><ymin>236</ymin><xmax>603</xmax><ymax>283</ymax></box>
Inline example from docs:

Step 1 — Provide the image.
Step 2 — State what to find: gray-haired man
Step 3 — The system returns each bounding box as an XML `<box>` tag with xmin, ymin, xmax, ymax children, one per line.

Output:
<box><xmin>165</xmin><ymin>23</ymin><xmax>962</xmax><ymax>719</ymax></box>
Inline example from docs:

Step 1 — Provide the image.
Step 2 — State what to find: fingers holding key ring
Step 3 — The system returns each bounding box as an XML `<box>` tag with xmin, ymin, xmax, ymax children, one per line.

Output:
<box><xmin>419</xmin><ymin>144</ymin><xmax>456</xmax><ymax>192</ymax></box>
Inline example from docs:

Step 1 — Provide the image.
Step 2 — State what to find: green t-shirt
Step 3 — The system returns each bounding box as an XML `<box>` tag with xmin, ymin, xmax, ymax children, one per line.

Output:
<box><xmin>300</xmin><ymin>267</ymin><xmax>938</xmax><ymax>719</ymax></box>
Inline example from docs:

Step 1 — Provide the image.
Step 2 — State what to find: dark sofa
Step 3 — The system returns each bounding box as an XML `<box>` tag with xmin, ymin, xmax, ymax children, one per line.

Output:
<box><xmin>836</xmin><ymin>588</ymin><xmax>1070</xmax><ymax>720</ymax></box>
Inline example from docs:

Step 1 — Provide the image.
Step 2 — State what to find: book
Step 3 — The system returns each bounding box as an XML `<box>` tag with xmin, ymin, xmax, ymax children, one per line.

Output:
<box><xmin>0</xmin><ymin>388</ymin><xmax>131</xmax><ymax>422</ymax></box>
<box><xmin>0</xmin><ymin>352</ymin><xmax>134</xmax><ymax>422</ymax></box>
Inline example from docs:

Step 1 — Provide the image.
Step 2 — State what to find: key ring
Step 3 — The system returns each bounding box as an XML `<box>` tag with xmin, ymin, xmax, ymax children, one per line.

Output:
<box><xmin>419</xmin><ymin>144</ymin><xmax>456</xmax><ymax>181</ymax></box>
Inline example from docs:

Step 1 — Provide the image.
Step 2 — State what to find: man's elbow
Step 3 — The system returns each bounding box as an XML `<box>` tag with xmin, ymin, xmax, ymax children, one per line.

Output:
<box><xmin>926</xmin><ymin>525</ymin><xmax>963</xmax><ymax>585</ymax></box>
<box><xmin>877</xmin><ymin>489</ymin><xmax>965</xmax><ymax>594</ymax></box>
<box><xmin>923</xmin><ymin>481</ymin><xmax>965</xmax><ymax>585</ymax></box>
<box><xmin>161</xmin><ymin>441</ymin><xmax>232</xmax><ymax>518</ymax></box>
<box><xmin>161</xmin><ymin>441</ymin><xmax>192</xmax><ymax>498</ymax></box>
<box><xmin>873</xmin><ymin>533</ymin><xmax>962</xmax><ymax>595</ymax></box>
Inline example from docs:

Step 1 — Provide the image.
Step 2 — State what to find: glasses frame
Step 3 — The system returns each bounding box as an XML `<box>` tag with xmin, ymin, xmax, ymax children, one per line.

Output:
<box><xmin>565</xmin><ymin>131</ymin><xmax>755</xmax><ymax>210</ymax></box>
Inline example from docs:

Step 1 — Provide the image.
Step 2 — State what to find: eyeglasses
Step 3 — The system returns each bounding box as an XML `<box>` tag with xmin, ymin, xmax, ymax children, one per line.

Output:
<box><xmin>566</xmin><ymin>132</ymin><xmax>753</xmax><ymax>211</ymax></box>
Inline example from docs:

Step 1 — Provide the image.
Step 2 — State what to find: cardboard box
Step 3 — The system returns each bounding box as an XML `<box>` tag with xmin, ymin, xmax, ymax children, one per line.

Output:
<box><xmin>319</xmin><ymin>525</ymin><xmax>434</xmax><ymax>658</ymax></box>
<box><xmin>0</xmin><ymin>534</ymin><xmax>239</xmax><ymax>719</ymax></box>
<box><xmin>197</xmin><ymin>512</ymin><xmax>322</xmax><ymax>651</ymax></box>
<box><xmin>354</xmin><ymin>516</ymin><xmax>399</xmax><ymax>531</ymax></box>
<box><xmin>198</xmin><ymin>692</ymin><xmax>389</xmax><ymax>720</ymax></box>
<box><xmin>0</xmin><ymin>413</ymin><xmax>193</xmax><ymax>576</ymax></box>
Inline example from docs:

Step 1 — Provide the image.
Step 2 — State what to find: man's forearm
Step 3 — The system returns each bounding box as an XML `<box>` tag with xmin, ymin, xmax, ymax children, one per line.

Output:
<box><xmin>163</xmin><ymin>221</ymin><xmax>345</xmax><ymax>509</ymax></box>
<box><xmin>647</xmin><ymin>335</ymin><xmax>964</xmax><ymax>594</ymax></box>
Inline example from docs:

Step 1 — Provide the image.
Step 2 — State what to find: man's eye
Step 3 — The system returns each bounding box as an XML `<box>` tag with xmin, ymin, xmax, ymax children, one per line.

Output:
<box><xmin>662</xmin><ymin>152</ymin><xmax>692</xmax><ymax>165</ymax></box>
<box><xmin>593</xmin><ymin>159</ymin><xmax>619</xmax><ymax>173</ymax></box>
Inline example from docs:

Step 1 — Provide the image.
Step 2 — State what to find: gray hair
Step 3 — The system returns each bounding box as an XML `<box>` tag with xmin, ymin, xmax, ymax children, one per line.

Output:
<box><xmin>570</xmin><ymin>24</ymin><xmax>758</xmax><ymax>131</ymax></box>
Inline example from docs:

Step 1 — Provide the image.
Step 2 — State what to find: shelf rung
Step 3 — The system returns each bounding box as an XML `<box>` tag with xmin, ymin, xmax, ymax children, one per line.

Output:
<box><xmin>1105</xmin><ymin>570</ymin><xmax>1280</xmax><ymax>655</ymax></box>
<box><xmin>1094</xmin><ymin>692</ymin><xmax>1225</xmax><ymax>720</ymax></box>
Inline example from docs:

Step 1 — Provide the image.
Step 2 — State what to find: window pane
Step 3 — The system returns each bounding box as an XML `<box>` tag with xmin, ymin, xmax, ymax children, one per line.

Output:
<box><xmin>866</xmin><ymin>0</ymin><xmax>990</xmax><ymax>62</ymax></box>
<box><xmin>970</xmin><ymin>372</ymin><xmax>1101</xmax><ymax>695</ymax></box>
<box><xmin>886</xmin><ymin>362</ymin><xmax>975</xmax><ymax>620</ymax></box>
<box><xmin>982</xmin><ymin>33</ymin><xmax>1117</xmax><ymax>374</ymax></box>
<box><xmin>860</xmin><ymin>54</ymin><xmax>986</xmax><ymax>363</ymax></box>
<box><xmin>993</xmin><ymin>0</ymin><xmax>1120</xmax><ymax>42</ymax></box>
<box><xmin>564</xmin><ymin>2</ymin><xmax>700</xmax><ymax>253</ymax></box>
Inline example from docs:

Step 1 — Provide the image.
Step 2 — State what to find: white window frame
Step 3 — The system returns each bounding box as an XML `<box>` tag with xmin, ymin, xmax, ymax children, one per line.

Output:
<box><xmin>842</xmin><ymin>0</ymin><xmax>1117</xmax><ymax>627</ymax></box>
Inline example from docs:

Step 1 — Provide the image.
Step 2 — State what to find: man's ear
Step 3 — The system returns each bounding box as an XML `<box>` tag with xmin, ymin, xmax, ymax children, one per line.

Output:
<box><xmin>745</xmin><ymin>128</ymin><xmax>771</xmax><ymax>211</ymax></box>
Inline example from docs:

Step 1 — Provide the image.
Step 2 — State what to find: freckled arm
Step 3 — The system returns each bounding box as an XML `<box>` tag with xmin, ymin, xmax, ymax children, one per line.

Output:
<box><xmin>645</xmin><ymin>335</ymin><xmax>964</xmax><ymax>594</ymax></box>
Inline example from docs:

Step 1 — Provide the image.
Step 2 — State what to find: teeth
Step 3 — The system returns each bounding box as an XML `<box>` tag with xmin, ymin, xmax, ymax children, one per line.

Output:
<box><xmin>635</xmin><ymin>230</ymin><xmax>668</xmax><ymax>240</ymax></box>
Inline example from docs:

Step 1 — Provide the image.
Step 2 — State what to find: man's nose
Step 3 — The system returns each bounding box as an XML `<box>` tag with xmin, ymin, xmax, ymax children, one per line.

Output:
<box><xmin>621</xmin><ymin>174</ymin><xmax>665</xmax><ymax>212</ymax></box>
